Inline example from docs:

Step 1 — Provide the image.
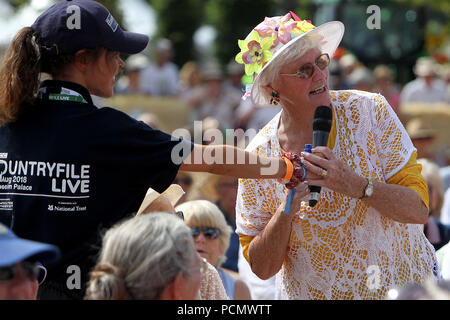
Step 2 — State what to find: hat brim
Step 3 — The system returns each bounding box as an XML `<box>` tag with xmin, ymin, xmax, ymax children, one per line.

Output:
<box><xmin>0</xmin><ymin>238</ymin><xmax>60</xmax><ymax>267</ymax></box>
<box><xmin>105</xmin><ymin>30</ymin><xmax>149</xmax><ymax>54</ymax></box>
<box><xmin>251</xmin><ymin>21</ymin><xmax>345</xmax><ymax>106</ymax></box>
<box><xmin>136</xmin><ymin>184</ymin><xmax>185</xmax><ymax>215</ymax></box>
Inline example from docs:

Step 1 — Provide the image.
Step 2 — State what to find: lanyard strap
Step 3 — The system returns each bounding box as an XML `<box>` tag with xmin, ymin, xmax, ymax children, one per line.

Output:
<box><xmin>38</xmin><ymin>87</ymin><xmax>89</xmax><ymax>104</ymax></box>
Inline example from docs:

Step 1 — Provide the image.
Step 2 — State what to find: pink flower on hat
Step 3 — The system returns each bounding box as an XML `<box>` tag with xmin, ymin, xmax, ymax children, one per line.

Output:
<box><xmin>255</xmin><ymin>13</ymin><xmax>298</xmax><ymax>46</ymax></box>
<box><xmin>235</xmin><ymin>30</ymin><xmax>274</xmax><ymax>76</ymax></box>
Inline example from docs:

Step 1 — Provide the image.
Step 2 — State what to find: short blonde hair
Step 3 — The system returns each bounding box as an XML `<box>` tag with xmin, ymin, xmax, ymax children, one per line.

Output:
<box><xmin>176</xmin><ymin>200</ymin><xmax>232</xmax><ymax>267</ymax></box>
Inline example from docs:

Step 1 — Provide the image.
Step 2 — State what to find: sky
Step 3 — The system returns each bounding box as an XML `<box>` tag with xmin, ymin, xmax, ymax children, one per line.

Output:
<box><xmin>0</xmin><ymin>0</ymin><xmax>215</xmax><ymax>48</ymax></box>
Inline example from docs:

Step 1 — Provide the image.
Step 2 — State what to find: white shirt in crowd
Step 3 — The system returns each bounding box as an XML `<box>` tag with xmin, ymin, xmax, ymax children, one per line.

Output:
<box><xmin>139</xmin><ymin>62</ymin><xmax>179</xmax><ymax>96</ymax></box>
<box><xmin>400</xmin><ymin>78</ymin><xmax>449</xmax><ymax>104</ymax></box>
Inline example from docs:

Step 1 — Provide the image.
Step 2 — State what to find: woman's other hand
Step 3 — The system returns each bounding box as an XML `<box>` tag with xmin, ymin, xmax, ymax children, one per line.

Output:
<box><xmin>300</xmin><ymin>146</ymin><xmax>367</xmax><ymax>199</ymax></box>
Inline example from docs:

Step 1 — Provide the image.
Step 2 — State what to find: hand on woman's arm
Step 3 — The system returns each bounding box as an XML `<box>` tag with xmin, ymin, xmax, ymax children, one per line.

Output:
<box><xmin>248</xmin><ymin>185</ymin><xmax>309</xmax><ymax>280</ymax></box>
<box><xmin>301</xmin><ymin>146</ymin><xmax>428</xmax><ymax>224</ymax></box>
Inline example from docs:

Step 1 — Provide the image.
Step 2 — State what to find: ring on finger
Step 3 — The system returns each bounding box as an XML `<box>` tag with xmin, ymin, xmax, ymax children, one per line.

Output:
<box><xmin>320</xmin><ymin>169</ymin><xmax>327</xmax><ymax>177</ymax></box>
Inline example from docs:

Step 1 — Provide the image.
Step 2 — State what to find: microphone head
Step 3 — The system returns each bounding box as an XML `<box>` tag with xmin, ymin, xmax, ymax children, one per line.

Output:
<box><xmin>313</xmin><ymin>106</ymin><xmax>332</xmax><ymax>132</ymax></box>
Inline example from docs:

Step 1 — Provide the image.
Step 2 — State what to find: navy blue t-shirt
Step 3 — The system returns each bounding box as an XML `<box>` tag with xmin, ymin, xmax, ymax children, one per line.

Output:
<box><xmin>0</xmin><ymin>80</ymin><xmax>192</xmax><ymax>296</ymax></box>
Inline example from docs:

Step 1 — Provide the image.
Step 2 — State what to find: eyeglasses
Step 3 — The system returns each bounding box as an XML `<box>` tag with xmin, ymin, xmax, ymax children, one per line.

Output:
<box><xmin>280</xmin><ymin>53</ymin><xmax>330</xmax><ymax>79</ymax></box>
<box><xmin>190</xmin><ymin>227</ymin><xmax>221</xmax><ymax>240</ymax></box>
<box><xmin>175</xmin><ymin>211</ymin><xmax>184</xmax><ymax>221</ymax></box>
<box><xmin>0</xmin><ymin>261</ymin><xmax>42</xmax><ymax>284</ymax></box>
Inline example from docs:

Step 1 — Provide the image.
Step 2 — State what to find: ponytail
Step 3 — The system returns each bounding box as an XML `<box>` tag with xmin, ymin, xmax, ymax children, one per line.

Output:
<box><xmin>0</xmin><ymin>27</ymin><xmax>41</xmax><ymax>125</ymax></box>
<box><xmin>84</xmin><ymin>262</ymin><xmax>133</xmax><ymax>300</ymax></box>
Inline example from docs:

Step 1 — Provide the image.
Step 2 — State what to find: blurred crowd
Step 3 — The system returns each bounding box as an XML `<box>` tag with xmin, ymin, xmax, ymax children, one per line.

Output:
<box><xmin>2</xmin><ymin>37</ymin><xmax>450</xmax><ymax>301</ymax></box>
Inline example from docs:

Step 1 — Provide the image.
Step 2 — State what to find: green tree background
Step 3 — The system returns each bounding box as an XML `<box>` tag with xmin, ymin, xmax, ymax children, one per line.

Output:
<box><xmin>6</xmin><ymin>0</ymin><xmax>449</xmax><ymax>68</ymax></box>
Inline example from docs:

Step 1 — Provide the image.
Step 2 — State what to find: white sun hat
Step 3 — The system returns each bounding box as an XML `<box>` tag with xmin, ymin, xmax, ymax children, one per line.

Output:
<box><xmin>235</xmin><ymin>11</ymin><xmax>345</xmax><ymax>106</ymax></box>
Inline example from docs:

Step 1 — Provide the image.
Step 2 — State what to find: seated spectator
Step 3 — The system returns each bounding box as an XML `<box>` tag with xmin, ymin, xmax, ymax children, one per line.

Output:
<box><xmin>214</xmin><ymin>176</ymin><xmax>240</xmax><ymax>272</ymax></box>
<box><xmin>184</xmin><ymin>62</ymin><xmax>242</xmax><ymax>130</ymax></box>
<box><xmin>347</xmin><ymin>66</ymin><xmax>374</xmax><ymax>92</ymax></box>
<box><xmin>225</xmin><ymin>60</ymin><xmax>245</xmax><ymax>92</ymax></box>
<box><xmin>418</xmin><ymin>158</ymin><xmax>450</xmax><ymax>251</ymax></box>
<box><xmin>173</xmin><ymin>172</ymin><xmax>194</xmax><ymax>204</ymax></box>
<box><xmin>135</xmin><ymin>186</ymin><xmax>228</xmax><ymax>300</ymax></box>
<box><xmin>235</xmin><ymin>97</ymin><xmax>281</xmax><ymax>131</ymax></box>
<box><xmin>328</xmin><ymin>58</ymin><xmax>350</xmax><ymax>90</ymax></box>
<box><xmin>400</xmin><ymin>57</ymin><xmax>449</xmax><ymax>104</ymax></box>
<box><xmin>139</xmin><ymin>38</ymin><xmax>179</xmax><ymax>97</ymax></box>
<box><xmin>0</xmin><ymin>223</ymin><xmax>60</xmax><ymax>300</ymax></box>
<box><xmin>406</xmin><ymin>118</ymin><xmax>437</xmax><ymax>161</ymax></box>
<box><xmin>387</xmin><ymin>277</ymin><xmax>450</xmax><ymax>300</ymax></box>
<box><xmin>85</xmin><ymin>213</ymin><xmax>201</xmax><ymax>299</ymax></box>
<box><xmin>115</xmin><ymin>54</ymin><xmax>149</xmax><ymax>94</ymax></box>
<box><xmin>176</xmin><ymin>200</ymin><xmax>251</xmax><ymax>300</ymax></box>
<box><xmin>373</xmin><ymin>65</ymin><xmax>401</xmax><ymax>114</ymax></box>
<box><xmin>179</xmin><ymin>61</ymin><xmax>201</xmax><ymax>98</ymax></box>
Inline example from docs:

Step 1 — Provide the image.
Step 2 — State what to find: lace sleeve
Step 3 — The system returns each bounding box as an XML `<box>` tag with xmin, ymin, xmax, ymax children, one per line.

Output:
<box><xmin>235</xmin><ymin>177</ymin><xmax>277</xmax><ymax>237</ymax></box>
<box><xmin>370</xmin><ymin>94</ymin><xmax>416</xmax><ymax>180</ymax></box>
<box><xmin>198</xmin><ymin>258</ymin><xmax>228</xmax><ymax>300</ymax></box>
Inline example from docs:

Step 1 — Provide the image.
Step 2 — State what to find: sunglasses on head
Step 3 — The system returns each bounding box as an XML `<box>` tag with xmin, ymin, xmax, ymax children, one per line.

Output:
<box><xmin>190</xmin><ymin>226</ymin><xmax>221</xmax><ymax>239</ymax></box>
<box><xmin>175</xmin><ymin>210</ymin><xmax>184</xmax><ymax>221</ymax></box>
<box><xmin>0</xmin><ymin>261</ymin><xmax>43</xmax><ymax>284</ymax></box>
<box><xmin>280</xmin><ymin>53</ymin><xmax>330</xmax><ymax>79</ymax></box>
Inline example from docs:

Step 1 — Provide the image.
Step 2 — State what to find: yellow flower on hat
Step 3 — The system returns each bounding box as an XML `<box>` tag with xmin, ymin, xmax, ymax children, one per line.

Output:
<box><xmin>292</xmin><ymin>20</ymin><xmax>316</xmax><ymax>36</ymax></box>
<box><xmin>235</xmin><ymin>30</ymin><xmax>274</xmax><ymax>76</ymax></box>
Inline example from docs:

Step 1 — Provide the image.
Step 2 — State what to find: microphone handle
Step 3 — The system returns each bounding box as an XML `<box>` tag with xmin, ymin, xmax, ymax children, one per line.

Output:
<box><xmin>308</xmin><ymin>130</ymin><xmax>330</xmax><ymax>206</ymax></box>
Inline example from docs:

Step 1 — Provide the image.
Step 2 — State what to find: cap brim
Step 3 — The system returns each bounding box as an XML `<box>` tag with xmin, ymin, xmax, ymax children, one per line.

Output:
<box><xmin>0</xmin><ymin>239</ymin><xmax>60</xmax><ymax>267</ymax></box>
<box><xmin>251</xmin><ymin>21</ymin><xmax>345</xmax><ymax>106</ymax></box>
<box><xmin>106</xmin><ymin>30</ymin><xmax>149</xmax><ymax>54</ymax></box>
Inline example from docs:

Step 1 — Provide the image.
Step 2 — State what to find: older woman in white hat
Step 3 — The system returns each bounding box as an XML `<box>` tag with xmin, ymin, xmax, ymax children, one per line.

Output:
<box><xmin>235</xmin><ymin>11</ymin><xmax>437</xmax><ymax>299</ymax></box>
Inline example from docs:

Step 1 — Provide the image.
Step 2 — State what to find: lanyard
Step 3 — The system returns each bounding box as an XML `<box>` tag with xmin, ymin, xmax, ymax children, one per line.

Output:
<box><xmin>38</xmin><ymin>87</ymin><xmax>89</xmax><ymax>104</ymax></box>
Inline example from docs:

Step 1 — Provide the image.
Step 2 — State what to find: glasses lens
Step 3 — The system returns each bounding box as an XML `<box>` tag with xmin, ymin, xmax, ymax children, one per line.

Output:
<box><xmin>191</xmin><ymin>227</ymin><xmax>200</xmax><ymax>238</ymax></box>
<box><xmin>0</xmin><ymin>266</ymin><xmax>15</xmax><ymax>281</ymax></box>
<box><xmin>316</xmin><ymin>54</ymin><xmax>330</xmax><ymax>70</ymax></box>
<box><xmin>297</xmin><ymin>64</ymin><xmax>314</xmax><ymax>79</ymax></box>
<box><xmin>203</xmin><ymin>228</ymin><xmax>221</xmax><ymax>239</ymax></box>
<box><xmin>21</xmin><ymin>262</ymin><xmax>40</xmax><ymax>280</ymax></box>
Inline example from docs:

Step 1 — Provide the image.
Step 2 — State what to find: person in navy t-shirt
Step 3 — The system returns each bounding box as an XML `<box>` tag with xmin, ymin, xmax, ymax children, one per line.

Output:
<box><xmin>0</xmin><ymin>1</ymin><xmax>297</xmax><ymax>299</ymax></box>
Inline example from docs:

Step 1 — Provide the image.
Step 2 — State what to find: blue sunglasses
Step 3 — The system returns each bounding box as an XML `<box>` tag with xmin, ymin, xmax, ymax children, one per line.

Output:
<box><xmin>190</xmin><ymin>227</ymin><xmax>221</xmax><ymax>239</ymax></box>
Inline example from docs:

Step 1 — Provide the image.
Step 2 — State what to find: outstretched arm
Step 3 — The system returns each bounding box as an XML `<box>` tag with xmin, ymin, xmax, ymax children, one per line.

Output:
<box><xmin>180</xmin><ymin>143</ymin><xmax>288</xmax><ymax>179</ymax></box>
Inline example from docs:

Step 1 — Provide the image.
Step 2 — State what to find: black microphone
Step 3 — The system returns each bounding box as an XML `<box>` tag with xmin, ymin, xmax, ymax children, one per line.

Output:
<box><xmin>309</xmin><ymin>106</ymin><xmax>333</xmax><ymax>207</ymax></box>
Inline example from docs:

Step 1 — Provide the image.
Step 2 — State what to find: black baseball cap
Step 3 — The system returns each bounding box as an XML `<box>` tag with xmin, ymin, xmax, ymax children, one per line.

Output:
<box><xmin>31</xmin><ymin>0</ymin><xmax>149</xmax><ymax>56</ymax></box>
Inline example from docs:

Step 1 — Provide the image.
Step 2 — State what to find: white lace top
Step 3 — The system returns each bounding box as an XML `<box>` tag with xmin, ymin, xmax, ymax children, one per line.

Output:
<box><xmin>236</xmin><ymin>90</ymin><xmax>438</xmax><ymax>300</ymax></box>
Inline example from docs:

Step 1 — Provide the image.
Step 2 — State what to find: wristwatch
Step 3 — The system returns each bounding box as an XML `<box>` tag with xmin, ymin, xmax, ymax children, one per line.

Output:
<box><xmin>360</xmin><ymin>178</ymin><xmax>373</xmax><ymax>199</ymax></box>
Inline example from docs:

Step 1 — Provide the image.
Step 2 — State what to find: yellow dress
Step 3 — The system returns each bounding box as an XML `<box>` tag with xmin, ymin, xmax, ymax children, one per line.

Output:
<box><xmin>236</xmin><ymin>90</ymin><xmax>437</xmax><ymax>300</ymax></box>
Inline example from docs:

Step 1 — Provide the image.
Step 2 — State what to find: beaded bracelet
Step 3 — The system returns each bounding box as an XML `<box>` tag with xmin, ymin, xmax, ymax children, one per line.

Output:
<box><xmin>279</xmin><ymin>152</ymin><xmax>307</xmax><ymax>189</ymax></box>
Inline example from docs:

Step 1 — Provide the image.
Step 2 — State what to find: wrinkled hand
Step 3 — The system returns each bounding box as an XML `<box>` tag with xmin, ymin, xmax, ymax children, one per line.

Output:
<box><xmin>300</xmin><ymin>146</ymin><xmax>367</xmax><ymax>198</ymax></box>
<box><xmin>279</xmin><ymin>182</ymin><xmax>310</xmax><ymax>214</ymax></box>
